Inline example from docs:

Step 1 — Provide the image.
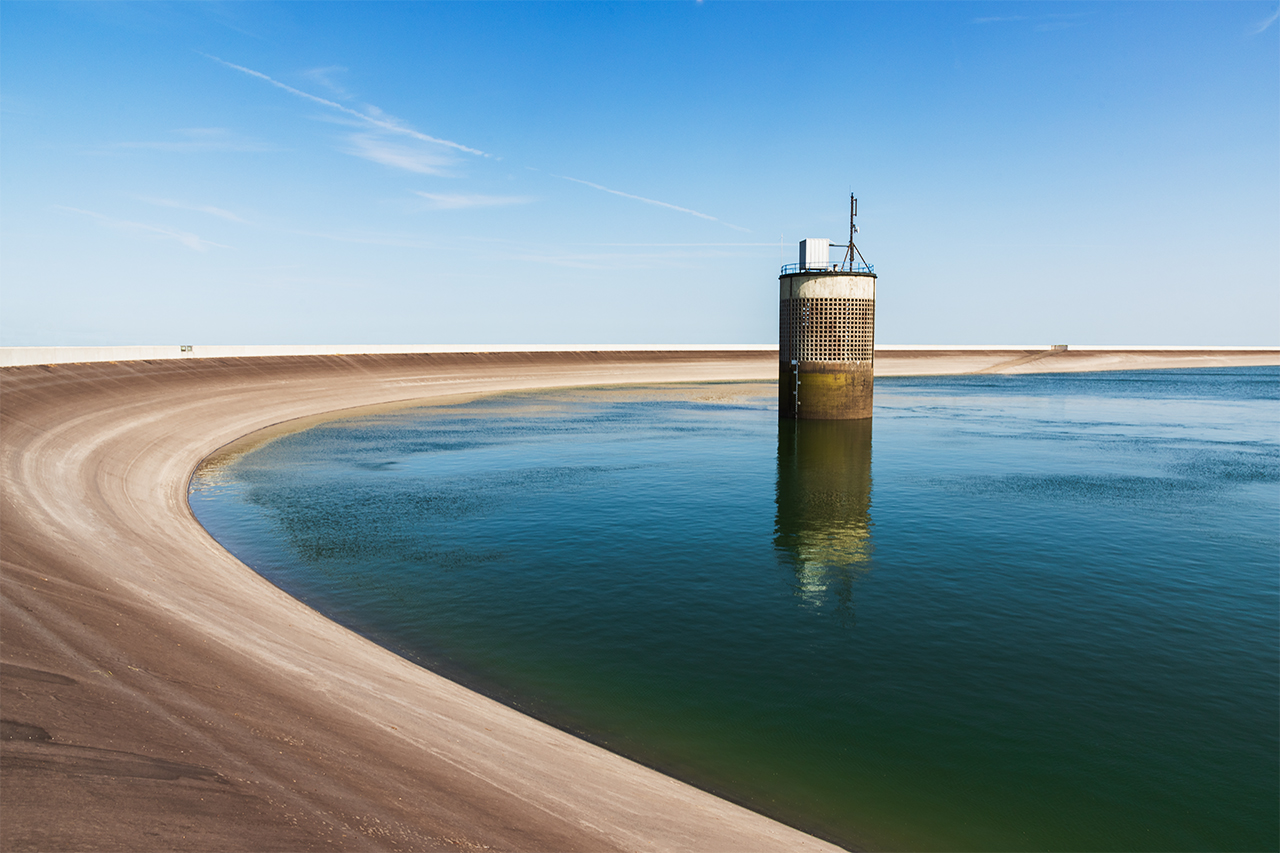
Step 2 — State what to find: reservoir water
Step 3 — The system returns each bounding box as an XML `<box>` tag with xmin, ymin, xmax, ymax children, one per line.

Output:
<box><xmin>190</xmin><ymin>368</ymin><xmax>1279</xmax><ymax>851</ymax></box>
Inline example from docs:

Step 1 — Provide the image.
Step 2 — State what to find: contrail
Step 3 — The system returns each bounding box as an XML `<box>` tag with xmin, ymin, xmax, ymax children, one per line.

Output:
<box><xmin>54</xmin><ymin>205</ymin><xmax>229</xmax><ymax>252</ymax></box>
<box><xmin>553</xmin><ymin>174</ymin><xmax>750</xmax><ymax>232</ymax></box>
<box><xmin>207</xmin><ymin>55</ymin><xmax>751</xmax><ymax>230</ymax></box>
<box><xmin>203</xmin><ymin>54</ymin><xmax>490</xmax><ymax>157</ymax></box>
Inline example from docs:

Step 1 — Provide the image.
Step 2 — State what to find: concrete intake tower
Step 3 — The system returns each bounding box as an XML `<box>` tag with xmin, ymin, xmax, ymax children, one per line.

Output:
<box><xmin>779</xmin><ymin>196</ymin><xmax>877</xmax><ymax>419</ymax></box>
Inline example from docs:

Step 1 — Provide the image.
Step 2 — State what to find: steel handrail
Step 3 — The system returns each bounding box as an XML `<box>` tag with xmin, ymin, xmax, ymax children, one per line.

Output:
<box><xmin>780</xmin><ymin>261</ymin><xmax>874</xmax><ymax>275</ymax></box>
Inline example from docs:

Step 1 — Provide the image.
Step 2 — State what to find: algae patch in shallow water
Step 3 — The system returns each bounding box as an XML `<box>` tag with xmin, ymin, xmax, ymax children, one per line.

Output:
<box><xmin>191</xmin><ymin>370</ymin><xmax>1280</xmax><ymax>852</ymax></box>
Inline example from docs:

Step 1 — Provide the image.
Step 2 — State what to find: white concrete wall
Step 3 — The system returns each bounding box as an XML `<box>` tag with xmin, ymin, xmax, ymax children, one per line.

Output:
<box><xmin>780</xmin><ymin>273</ymin><xmax>877</xmax><ymax>301</ymax></box>
<box><xmin>0</xmin><ymin>344</ymin><xmax>777</xmax><ymax>368</ymax></box>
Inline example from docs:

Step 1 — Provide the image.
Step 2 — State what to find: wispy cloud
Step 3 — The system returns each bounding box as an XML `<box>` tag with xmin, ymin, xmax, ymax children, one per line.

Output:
<box><xmin>508</xmin><ymin>251</ymin><xmax>665</xmax><ymax>270</ymax></box>
<box><xmin>346</xmin><ymin>134</ymin><xmax>456</xmax><ymax>175</ymax></box>
<box><xmin>288</xmin><ymin>229</ymin><xmax>438</xmax><ymax>249</ymax></box>
<box><xmin>210</xmin><ymin>56</ymin><xmax>751</xmax><ymax>230</ymax></box>
<box><xmin>1250</xmin><ymin>5</ymin><xmax>1279</xmax><ymax>34</ymax></box>
<box><xmin>303</xmin><ymin>65</ymin><xmax>351</xmax><ymax>98</ymax></box>
<box><xmin>413</xmin><ymin>191</ymin><xmax>534</xmax><ymax>209</ymax></box>
<box><xmin>139</xmin><ymin>197</ymin><xmax>248</xmax><ymax>223</ymax></box>
<box><xmin>116</xmin><ymin>127</ymin><xmax>276</xmax><ymax>153</ymax></box>
<box><xmin>502</xmin><ymin>240</ymin><xmax>773</xmax><ymax>269</ymax></box>
<box><xmin>205</xmin><ymin>54</ymin><xmax>490</xmax><ymax>157</ymax></box>
<box><xmin>572</xmin><ymin>242</ymin><xmax>775</xmax><ymax>247</ymax></box>
<box><xmin>972</xmin><ymin>12</ymin><xmax>1088</xmax><ymax>31</ymax></box>
<box><xmin>1034</xmin><ymin>19</ymin><xmax>1083</xmax><ymax>32</ymax></box>
<box><xmin>509</xmin><ymin>248</ymin><xmax>747</xmax><ymax>270</ymax></box>
<box><xmin>54</xmin><ymin>206</ymin><xmax>229</xmax><ymax>251</ymax></box>
<box><xmin>552</xmin><ymin>174</ymin><xmax>750</xmax><ymax>232</ymax></box>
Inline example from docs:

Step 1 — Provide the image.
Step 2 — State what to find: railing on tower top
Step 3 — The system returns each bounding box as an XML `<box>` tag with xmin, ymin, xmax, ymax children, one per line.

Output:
<box><xmin>780</xmin><ymin>260</ymin><xmax>874</xmax><ymax>275</ymax></box>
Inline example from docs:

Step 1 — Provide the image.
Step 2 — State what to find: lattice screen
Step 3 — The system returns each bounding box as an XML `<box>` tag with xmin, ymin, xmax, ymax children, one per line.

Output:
<box><xmin>779</xmin><ymin>298</ymin><xmax>875</xmax><ymax>363</ymax></box>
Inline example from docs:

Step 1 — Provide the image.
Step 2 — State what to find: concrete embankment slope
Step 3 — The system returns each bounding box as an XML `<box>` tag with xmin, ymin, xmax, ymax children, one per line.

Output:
<box><xmin>3</xmin><ymin>347</ymin><xmax>1276</xmax><ymax>851</ymax></box>
<box><xmin>3</xmin><ymin>351</ymin><xmax>850</xmax><ymax>853</ymax></box>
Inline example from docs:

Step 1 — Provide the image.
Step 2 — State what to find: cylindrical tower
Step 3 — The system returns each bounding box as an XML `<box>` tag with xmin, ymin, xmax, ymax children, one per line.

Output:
<box><xmin>778</xmin><ymin>202</ymin><xmax>876</xmax><ymax>420</ymax></box>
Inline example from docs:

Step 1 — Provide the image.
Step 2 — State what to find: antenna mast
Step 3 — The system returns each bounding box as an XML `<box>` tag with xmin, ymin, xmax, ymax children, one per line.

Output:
<box><xmin>840</xmin><ymin>193</ymin><xmax>870</xmax><ymax>273</ymax></box>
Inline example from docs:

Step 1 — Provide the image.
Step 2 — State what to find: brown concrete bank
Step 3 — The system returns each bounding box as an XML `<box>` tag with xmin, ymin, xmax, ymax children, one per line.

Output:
<box><xmin>3</xmin><ymin>351</ymin><xmax>853</xmax><ymax>853</ymax></box>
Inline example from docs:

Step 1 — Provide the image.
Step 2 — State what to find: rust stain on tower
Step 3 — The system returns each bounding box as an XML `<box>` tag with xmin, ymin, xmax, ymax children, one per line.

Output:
<box><xmin>779</xmin><ymin>195</ymin><xmax>877</xmax><ymax>419</ymax></box>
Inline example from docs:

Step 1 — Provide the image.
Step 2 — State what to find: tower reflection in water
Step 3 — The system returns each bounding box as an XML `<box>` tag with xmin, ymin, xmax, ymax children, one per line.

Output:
<box><xmin>774</xmin><ymin>418</ymin><xmax>874</xmax><ymax>616</ymax></box>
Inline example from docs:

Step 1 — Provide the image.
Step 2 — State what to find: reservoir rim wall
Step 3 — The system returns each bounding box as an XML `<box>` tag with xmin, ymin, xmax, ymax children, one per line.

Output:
<box><xmin>4</xmin><ymin>349</ymin><xmax>1277</xmax><ymax>850</ymax></box>
<box><xmin>1</xmin><ymin>349</ymin><xmax>856</xmax><ymax>853</ymax></box>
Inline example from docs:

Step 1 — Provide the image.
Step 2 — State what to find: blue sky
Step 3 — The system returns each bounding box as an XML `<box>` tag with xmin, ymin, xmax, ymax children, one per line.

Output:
<box><xmin>2</xmin><ymin>2</ymin><xmax>1276</xmax><ymax>346</ymax></box>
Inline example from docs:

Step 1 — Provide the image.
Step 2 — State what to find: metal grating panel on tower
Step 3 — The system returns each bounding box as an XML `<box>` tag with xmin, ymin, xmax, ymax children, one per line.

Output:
<box><xmin>779</xmin><ymin>297</ymin><xmax>875</xmax><ymax>363</ymax></box>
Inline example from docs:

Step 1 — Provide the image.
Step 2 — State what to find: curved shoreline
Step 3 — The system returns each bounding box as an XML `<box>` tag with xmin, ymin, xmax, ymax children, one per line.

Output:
<box><xmin>3</xmin><ymin>350</ymin><xmax>1277</xmax><ymax>851</ymax></box>
<box><xmin>2</xmin><ymin>352</ymin><xmax>850</xmax><ymax>853</ymax></box>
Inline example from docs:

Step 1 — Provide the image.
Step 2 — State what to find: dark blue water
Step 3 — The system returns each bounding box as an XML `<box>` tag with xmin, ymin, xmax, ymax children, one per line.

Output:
<box><xmin>190</xmin><ymin>369</ymin><xmax>1279</xmax><ymax>851</ymax></box>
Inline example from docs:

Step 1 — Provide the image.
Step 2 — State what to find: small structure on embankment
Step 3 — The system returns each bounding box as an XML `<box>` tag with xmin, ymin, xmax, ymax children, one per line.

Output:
<box><xmin>779</xmin><ymin>195</ymin><xmax>877</xmax><ymax>419</ymax></box>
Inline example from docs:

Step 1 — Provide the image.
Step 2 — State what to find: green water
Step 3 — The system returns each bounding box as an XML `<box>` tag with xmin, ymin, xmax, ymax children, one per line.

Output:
<box><xmin>191</xmin><ymin>369</ymin><xmax>1279</xmax><ymax>851</ymax></box>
